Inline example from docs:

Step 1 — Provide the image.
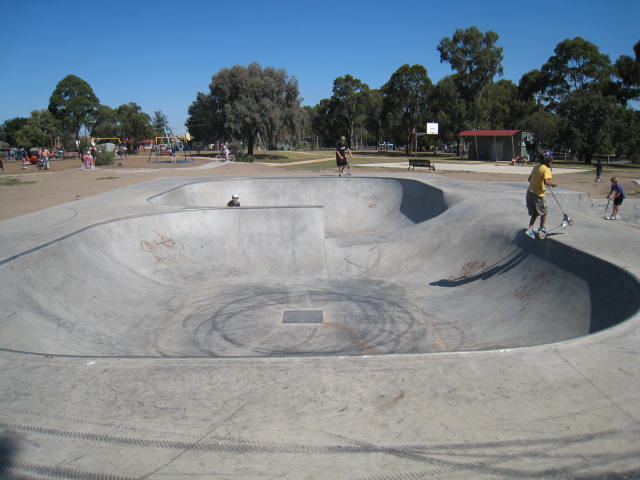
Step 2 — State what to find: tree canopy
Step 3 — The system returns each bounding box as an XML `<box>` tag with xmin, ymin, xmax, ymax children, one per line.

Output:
<box><xmin>438</xmin><ymin>26</ymin><xmax>504</xmax><ymax>128</ymax></box>
<box><xmin>381</xmin><ymin>64</ymin><xmax>432</xmax><ymax>153</ymax></box>
<box><xmin>186</xmin><ymin>63</ymin><xmax>301</xmax><ymax>155</ymax></box>
<box><xmin>615</xmin><ymin>40</ymin><xmax>640</xmax><ymax>102</ymax></box>
<box><xmin>13</xmin><ymin>110</ymin><xmax>61</xmax><ymax>148</ymax></box>
<box><xmin>48</xmin><ymin>75</ymin><xmax>99</xmax><ymax>141</ymax></box>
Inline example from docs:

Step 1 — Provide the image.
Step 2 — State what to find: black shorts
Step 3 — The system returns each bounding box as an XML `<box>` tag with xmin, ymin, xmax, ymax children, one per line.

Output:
<box><xmin>613</xmin><ymin>197</ymin><xmax>624</xmax><ymax>206</ymax></box>
<box><xmin>336</xmin><ymin>157</ymin><xmax>347</xmax><ymax>167</ymax></box>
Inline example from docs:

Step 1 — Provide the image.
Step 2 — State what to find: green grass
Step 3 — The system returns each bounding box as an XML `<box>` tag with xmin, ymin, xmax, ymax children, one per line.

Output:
<box><xmin>96</xmin><ymin>176</ymin><xmax>120</xmax><ymax>180</ymax></box>
<box><xmin>0</xmin><ymin>177</ymin><xmax>36</xmax><ymax>186</ymax></box>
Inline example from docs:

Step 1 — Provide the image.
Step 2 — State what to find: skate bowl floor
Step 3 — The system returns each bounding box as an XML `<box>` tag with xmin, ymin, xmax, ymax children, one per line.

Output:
<box><xmin>1</xmin><ymin>174</ymin><xmax>640</xmax><ymax>480</ymax></box>
<box><xmin>1</xmin><ymin>177</ymin><xmax>638</xmax><ymax>357</ymax></box>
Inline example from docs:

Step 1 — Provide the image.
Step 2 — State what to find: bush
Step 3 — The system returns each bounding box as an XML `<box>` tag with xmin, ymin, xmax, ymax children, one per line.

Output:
<box><xmin>95</xmin><ymin>151</ymin><xmax>115</xmax><ymax>166</ymax></box>
<box><xmin>229</xmin><ymin>142</ymin><xmax>244</xmax><ymax>156</ymax></box>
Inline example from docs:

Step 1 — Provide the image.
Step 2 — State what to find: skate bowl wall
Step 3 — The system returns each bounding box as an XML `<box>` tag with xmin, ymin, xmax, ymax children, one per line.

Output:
<box><xmin>149</xmin><ymin>177</ymin><xmax>446</xmax><ymax>237</ymax></box>
<box><xmin>0</xmin><ymin>177</ymin><xmax>639</xmax><ymax>357</ymax></box>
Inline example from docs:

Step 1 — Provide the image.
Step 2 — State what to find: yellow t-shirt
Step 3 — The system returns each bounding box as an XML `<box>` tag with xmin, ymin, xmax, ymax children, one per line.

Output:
<box><xmin>528</xmin><ymin>164</ymin><xmax>552</xmax><ymax>196</ymax></box>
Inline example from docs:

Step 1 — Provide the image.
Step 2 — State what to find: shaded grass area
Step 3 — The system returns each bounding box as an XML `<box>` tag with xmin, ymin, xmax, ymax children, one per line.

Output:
<box><xmin>96</xmin><ymin>176</ymin><xmax>120</xmax><ymax>180</ymax></box>
<box><xmin>0</xmin><ymin>178</ymin><xmax>36</xmax><ymax>186</ymax></box>
<box><xmin>283</xmin><ymin>160</ymin><xmax>337</xmax><ymax>171</ymax></box>
<box><xmin>251</xmin><ymin>152</ymin><xmax>332</xmax><ymax>162</ymax></box>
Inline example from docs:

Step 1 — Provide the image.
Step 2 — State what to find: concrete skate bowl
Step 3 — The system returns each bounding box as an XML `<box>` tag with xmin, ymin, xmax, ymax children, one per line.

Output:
<box><xmin>1</xmin><ymin>177</ymin><xmax>639</xmax><ymax>357</ymax></box>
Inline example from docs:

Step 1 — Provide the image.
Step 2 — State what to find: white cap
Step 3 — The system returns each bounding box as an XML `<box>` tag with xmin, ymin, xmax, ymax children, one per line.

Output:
<box><xmin>232</xmin><ymin>193</ymin><xmax>239</xmax><ymax>199</ymax></box>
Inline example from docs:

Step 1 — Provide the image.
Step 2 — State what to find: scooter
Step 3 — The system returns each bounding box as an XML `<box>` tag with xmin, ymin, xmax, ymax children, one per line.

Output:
<box><xmin>540</xmin><ymin>188</ymin><xmax>575</xmax><ymax>238</ymax></box>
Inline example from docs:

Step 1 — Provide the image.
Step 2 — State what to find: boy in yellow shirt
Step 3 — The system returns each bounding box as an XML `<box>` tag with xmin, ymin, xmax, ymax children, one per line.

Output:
<box><xmin>525</xmin><ymin>150</ymin><xmax>558</xmax><ymax>239</ymax></box>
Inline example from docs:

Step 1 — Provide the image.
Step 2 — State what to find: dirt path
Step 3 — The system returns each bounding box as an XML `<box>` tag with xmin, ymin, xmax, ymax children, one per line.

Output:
<box><xmin>1</xmin><ymin>155</ymin><xmax>637</xmax><ymax>221</ymax></box>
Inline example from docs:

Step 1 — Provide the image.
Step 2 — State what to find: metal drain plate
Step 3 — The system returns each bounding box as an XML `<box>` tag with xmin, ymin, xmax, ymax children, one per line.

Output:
<box><xmin>282</xmin><ymin>310</ymin><xmax>324</xmax><ymax>324</ymax></box>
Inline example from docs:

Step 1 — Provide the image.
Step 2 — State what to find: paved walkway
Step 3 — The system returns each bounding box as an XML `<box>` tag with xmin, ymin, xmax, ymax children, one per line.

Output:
<box><xmin>357</xmin><ymin>161</ymin><xmax>589</xmax><ymax>174</ymax></box>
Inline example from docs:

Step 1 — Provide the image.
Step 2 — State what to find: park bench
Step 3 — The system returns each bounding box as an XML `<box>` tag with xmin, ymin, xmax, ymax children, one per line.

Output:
<box><xmin>408</xmin><ymin>158</ymin><xmax>436</xmax><ymax>171</ymax></box>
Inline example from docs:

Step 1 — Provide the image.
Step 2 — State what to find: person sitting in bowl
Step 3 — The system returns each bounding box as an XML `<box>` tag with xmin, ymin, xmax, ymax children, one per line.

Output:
<box><xmin>227</xmin><ymin>193</ymin><xmax>240</xmax><ymax>207</ymax></box>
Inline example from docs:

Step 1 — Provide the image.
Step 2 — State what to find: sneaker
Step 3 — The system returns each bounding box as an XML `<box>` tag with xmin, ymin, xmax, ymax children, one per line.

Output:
<box><xmin>524</xmin><ymin>228</ymin><xmax>536</xmax><ymax>239</ymax></box>
<box><xmin>614</xmin><ymin>215</ymin><xmax>621</xmax><ymax>220</ymax></box>
<box><xmin>537</xmin><ymin>227</ymin><xmax>548</xmax><ymax>239</ymax></box>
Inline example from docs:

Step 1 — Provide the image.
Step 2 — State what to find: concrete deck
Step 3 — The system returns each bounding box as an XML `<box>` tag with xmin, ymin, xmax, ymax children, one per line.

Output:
<box><xmin>0</xmin><ymin>174</ymin><xmax>638</xmax><ymax>479</ymax></box>
<box><xmin>357</xmin><ymin>161</ymin><xmax>589</xmax><ymax>174</ymax></box>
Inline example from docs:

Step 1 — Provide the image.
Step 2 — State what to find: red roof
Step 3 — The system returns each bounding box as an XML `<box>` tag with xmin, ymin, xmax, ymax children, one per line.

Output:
<box><xmin>458</xmin><ymin>130</ymin><xmax>521</xmax><ymax>136</ymax></box>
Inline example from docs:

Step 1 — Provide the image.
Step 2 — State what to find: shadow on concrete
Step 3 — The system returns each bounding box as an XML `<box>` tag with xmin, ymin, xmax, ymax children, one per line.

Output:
<box><xmin>0</xmin><ymin>432</ymin><xmax>20</xmax><ymax>476</ymax></box>
<box><xmin>429</xmin><ymin>248</ymin><xmax>528</xmax><ymax>287</ymax></box>
<box><xmin>429</xmin><ymin>231</ymin><xmax>640</xmax><ymax>336</ymax></box>
<box><xmin>519</xmin><ymin>233</ymin><xmax>640</xmax><ymax>334</ymax></box>
<box><xmin>397</xmin><ymin>178</ymin><xmax>446</xmax><ymax>224</ymax></box>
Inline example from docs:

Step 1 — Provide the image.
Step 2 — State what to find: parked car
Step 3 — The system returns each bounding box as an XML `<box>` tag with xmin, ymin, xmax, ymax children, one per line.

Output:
<box><xmin>436</xmin><ymin>144</ymin><xmax>460</xmax><ymax>154</ymax></box>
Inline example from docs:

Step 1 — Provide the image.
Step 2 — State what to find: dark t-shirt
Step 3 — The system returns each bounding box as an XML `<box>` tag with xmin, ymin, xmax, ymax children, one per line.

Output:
<box><xmin>336</xmin><ymin>142</ymin><xmax>348</xmax><ymax>161</ymax></box>
<box><xmin>227</xmin><ymin>200</ymin><xmax>240</xmax><ymax>207</ymax></box>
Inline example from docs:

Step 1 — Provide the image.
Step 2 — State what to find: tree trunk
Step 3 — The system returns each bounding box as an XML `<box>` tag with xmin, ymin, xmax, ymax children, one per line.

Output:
<box><xmin>407</xmin><ymin>129</ymin><xmax>416</xmax><ymax>155</ymax></box>
<box><xmin>584</xmin><ymin>152</ymin><xmax>593</xmax><ymax>165</ymax></box>
<box><xmin>247</xmin><ymin>130</ymin><xmax>256</xmax><ymax>156</ymax></box>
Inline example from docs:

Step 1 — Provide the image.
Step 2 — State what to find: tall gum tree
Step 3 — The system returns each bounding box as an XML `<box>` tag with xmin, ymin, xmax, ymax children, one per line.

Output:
<box><xmin>541</xmin><ymin>37</ymin><xmax>618</xmax><ymax>163</ymax></box>
<box><xmin>540</xmin><ymin>37</ymin><xmax>613</xmax><ymax>110</ymax></box>
<box><xmin>204</xmin><ymin>63</ymin><xmax>301</xmax><ymax>155</ymax></box>
<box><xmin>381</xmin><ymin>64</ymin><xmax>432</xmax><ymax>154</ymax></box>
<box><xmin>437</xmin><ymin>26</ymin><xmax>503</xmax><ymax>129</ymax></box>
<box><xmin>48</xmin><ymin>75</ymin><xmax>99</xmax><ymax>143</ymax></box>
<box><xmin>329</xmin><ymin>75</ymin><xmax>369</xmax><ymax>146</ymax></box>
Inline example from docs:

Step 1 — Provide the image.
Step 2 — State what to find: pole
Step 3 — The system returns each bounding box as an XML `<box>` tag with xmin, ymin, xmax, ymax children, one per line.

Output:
<box><xmin>474</xmin><ymin>135</ymin><xmax>478</xmax><ymax>161</ymax></box>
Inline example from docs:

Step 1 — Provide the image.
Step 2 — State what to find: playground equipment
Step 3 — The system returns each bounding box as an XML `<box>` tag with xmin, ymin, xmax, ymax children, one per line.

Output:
<box><xmin>148</xmin><ymin>136</ymin><xmax>193</xmax><ymax>163</ymax></box>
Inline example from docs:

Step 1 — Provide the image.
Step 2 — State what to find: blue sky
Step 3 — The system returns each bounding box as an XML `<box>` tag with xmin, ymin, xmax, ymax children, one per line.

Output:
<box><xmin>1</xmin><ymin>0</ymin><xmax>638</xmax><ymax>136</ymax></box>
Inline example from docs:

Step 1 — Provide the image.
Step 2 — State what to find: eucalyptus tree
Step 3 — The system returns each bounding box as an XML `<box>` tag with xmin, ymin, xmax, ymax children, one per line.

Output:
<box><xmin>48</xmin><ymin>75</ymin><xmax>99</xmax><ymax>141</ymax></box>
<box><xmin>539</xmin><ymin>37</ymin><xmax>613</xmax><ymax>110</ymax></box>
<box><xmin>479</xmin><ymin>79</ymin><xmax>530</xmax><ymax>129</ymax></box>
<box><xmin>91</xmin><ymin>105</ymin><xmax>119</xmax><ymax>138</ymax></box>
<box><xmin>437</xmin><ymin>26</ymin><xmax>504</xmax><ymax>129</ymax></box>
<box><xmin>115</xmin><ymin>102</ymin><xmax>154</xmax><ymax>142</ymax></box>
<box><xmin>309</xmin><ymin>98</ymin><xmax>335</xmax><ymax>147</ymax></box>
<box><xmin>557</xmin><ymin>88</ymin><xmax>619</xmax><ymax>163</ymax></box>
<box><xmin>1</xmin><ymin>117</ymin><xmax>29</xmax><ymax>146</ymax></box>
<box><xmin>518</xmin><ymin>37</ymin><xmax>624</xmax><ymax>162</ymax></box>
<box><xmin>430</xmin><ymin>75</ymin><xmax>466</xmax><ymax>148</ymax></box>
<box><xmin>186</xmin><ymin>92</ymin><xmax>221</xmax><ymax>145</ymax></box>
<box><xmin>381</xmin><ymin>64</ymin><xmax>432</xmax><ymax>153</ymax></box>
<box><xmin>14</xmin><ymin>110</ymin><xmax>61</xmax><ymax>148</ymax></box>
<box><xmin>201</xmin><ymin>63</ymin><xmax>301</xmax><ymax>155</ymax></box>
<box><xmin>615</xmin><ymin>40</ymin><xmax>640</xmax><ymax>100</ymax></box>
<box><xmin>152</xmin><ymin>111</ymin><xmax>170</xmax><ymax>137</ymax></box>
<box><xmin>614</xmin><ymin>41</ymin><xmax>640</xmax><ymax>162</ymax></box>
<box><xmin>542</xmin><ymin>37</ymin><xmax>619</xmax><ymax>162</ymax></box>
<box><xmin>256</xmin><ymin>66</ymin><xmax>301</xmax><ymax>149</ymax></box>
<box><xmin>328</xmin><ymin>74</ymin><xmax>370</xmax><ymax>145</ymax></box>
<box><xmin>518</xmin><ymin>110</ymin><xmax>560</xmax><ymax>148</ymax></box>
<box><xmin>360</xmin><ymin>88</ymin><xmax>383</xmax><ymax>148</ymax></box>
